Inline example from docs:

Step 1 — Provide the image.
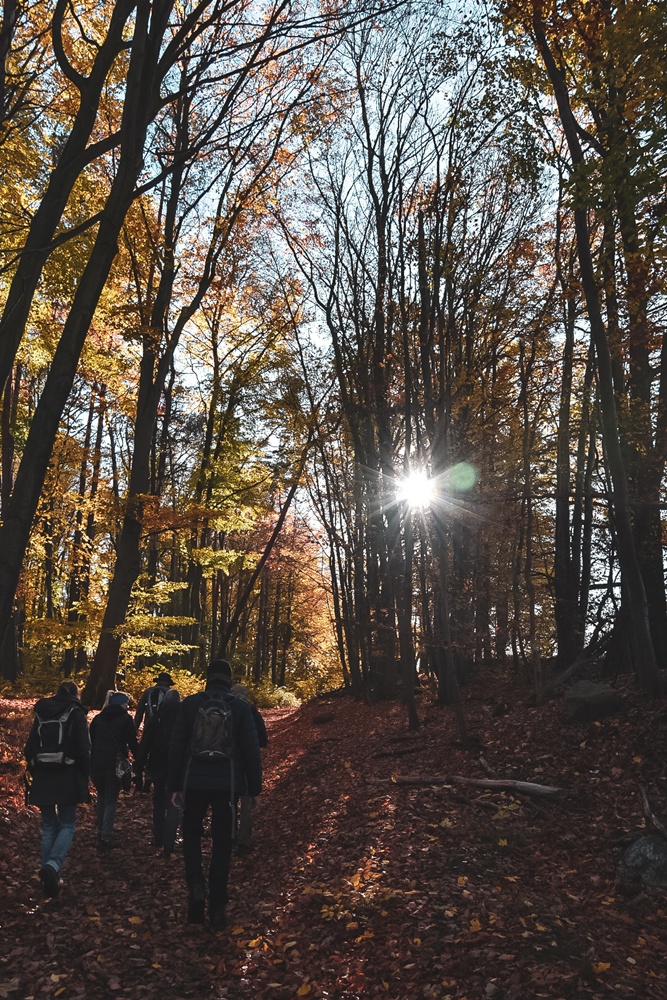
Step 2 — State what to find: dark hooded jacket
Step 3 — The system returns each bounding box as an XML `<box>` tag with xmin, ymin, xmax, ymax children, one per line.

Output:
<box><xmin>136</xmin><ymin>691</ymin><xmax>180</xmax><ymax>772</ymax></box>
<box><xmin>167</xmin><ymin>678</ymin><xmax>262</xmax><ymax>797</ymax></box>
<box><xmin>134</xmin><ymin>682</ymin><xmax>172</xmax><ymax>730</ymax></box>
<box><xmin>23</xmin><ymin>694</ymin><xmax>91</xmax><ymax>806</ymax></box>
<box><xmin>90</xmin><ymin>704</ymin><xmax>139</xmax><ymax>774</ymax></box>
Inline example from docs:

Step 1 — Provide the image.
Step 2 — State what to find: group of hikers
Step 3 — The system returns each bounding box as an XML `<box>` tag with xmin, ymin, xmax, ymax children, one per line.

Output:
<box><xmin>23</xmin><ymin>659</ymin><xmax>268</xmax><ymax>930</ymax></box>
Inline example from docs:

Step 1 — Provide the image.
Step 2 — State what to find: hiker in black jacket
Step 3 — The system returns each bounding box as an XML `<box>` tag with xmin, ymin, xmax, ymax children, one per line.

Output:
<box><xmin>134</xmin><ymin>671</ymin><xmax>175</xmax><ymax>730</ymax></box>
<box><xmin>133</xmin><ymin>671</ymin><xmax>175</xmax><ymax>791</ymax></box>
<box><xmin>168</xmin><ymin>659</ymin><xmax>262</xmax><ymax>930</ymax></box>
<box><xmin>137</xmin><ymin>687</ymin><xmax>181</xmax><ymax>853</ymax></box>
<box><xmin>23</xmin><ymin>681</ymin><xmax>90</xmax><ymax>898</ymax></box>
<box><xmin>90</xmin><ymin>691</ymin><xmax>139</xmax><ymax>852</ymax></box>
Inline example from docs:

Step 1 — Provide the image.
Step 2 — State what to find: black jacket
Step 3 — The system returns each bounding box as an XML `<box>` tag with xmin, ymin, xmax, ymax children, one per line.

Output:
<box><xmin>24</xmin><ymin>695</ymin><xmax>91</xmax><ymax>806</ymax></box>
<box><xmin>250</xmin><ymin>705</ymin><xmax>268</xmax><ymax>749</ymax></box>
<box><xmin>167</xmin><ymin>679</ymin><xmax>262</xmax><ymax>797</ymax></box>
<box><xmin>134</xmin><ymin>682</ymin><xmax>171</xmax><ymax>730</ymax></box>
<box><xmin>137</xmin><ymin>697</ymin><xmax>180</xmax><ymax>772</ymax></box>
<box><xmin>90</xmin><ymin>705</ymin><xmax>139</xmax><ymax>773</ymax></box>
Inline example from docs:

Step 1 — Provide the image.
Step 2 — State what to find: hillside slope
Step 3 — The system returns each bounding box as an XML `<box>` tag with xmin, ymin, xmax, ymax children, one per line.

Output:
<box><xmin>1</xmin><ymin>677</ymin><xmax>666</xmax><ymax>998</ymax></box>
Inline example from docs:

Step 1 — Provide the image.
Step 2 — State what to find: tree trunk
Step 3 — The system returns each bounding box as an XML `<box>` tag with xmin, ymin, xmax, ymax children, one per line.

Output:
<box><xmin>0</xmin><ymin>0</ymin><xmax>136</xmax><ymax>394</ymax></box>
<box><xmin>531</xmin><ymin>2</ymin><xmax>661</xmax><ymax>695</ymax></box>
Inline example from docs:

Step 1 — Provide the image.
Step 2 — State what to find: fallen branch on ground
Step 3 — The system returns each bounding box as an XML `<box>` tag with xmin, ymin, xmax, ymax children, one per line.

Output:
<box><xmin>639</xmin><ymin>785</ymin><xmax>667</xmax><ymax>839</ymax></box>
<box><xmin>371</xmin><ymin>774</ymin><xmax>562</xmax><ymax>798</ymax></box>
<box><xmin>478</xmin><ymin>756</ymin><xmax>499</xmax><ymax>778</ymax></box>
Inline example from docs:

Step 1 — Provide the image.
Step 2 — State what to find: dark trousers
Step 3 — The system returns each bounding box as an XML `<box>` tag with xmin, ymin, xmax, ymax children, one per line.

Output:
<box><xmin>151</xmin><ymin>765</ymin><xmax>180</xmax><ymax>851</ymax></box>
<box><xmin>182</xmin><ymin>789</ymin><xmax>234</xmax><ymax>909</ymax></box>
<box><xmin>92</xmin><ymin>770</ymin><xmax>121</xmax><ymax>842</ymax></box>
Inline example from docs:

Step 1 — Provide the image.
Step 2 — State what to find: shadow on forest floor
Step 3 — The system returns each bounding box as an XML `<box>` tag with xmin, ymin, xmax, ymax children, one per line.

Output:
<box><xmin>1</xmin><ymin>673</ymin><xmax>667</xmax><ymax>999</ymax></box>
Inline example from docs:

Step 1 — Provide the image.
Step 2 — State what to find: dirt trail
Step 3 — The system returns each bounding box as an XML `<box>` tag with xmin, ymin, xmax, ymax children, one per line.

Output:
<box><xmin>1</xmin><ymin>681</ymin><xmax>666</xmax><ymax>999</ymax></box>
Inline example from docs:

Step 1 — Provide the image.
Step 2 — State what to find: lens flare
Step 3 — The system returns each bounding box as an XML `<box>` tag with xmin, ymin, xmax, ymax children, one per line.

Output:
<box><xmin>447</xmin><ymin>462</ymin><xmax>477</xmax><ymax>492</ymax></box>
<box><xmin>396</xmin><ymin>470</ymin><xmax>434</xmax><ymax>508</ymax></box>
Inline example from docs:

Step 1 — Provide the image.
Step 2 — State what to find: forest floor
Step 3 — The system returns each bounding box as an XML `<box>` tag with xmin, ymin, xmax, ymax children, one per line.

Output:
<box><xmin>1</xmin><ymin>671</ymin><xmax>667</xmax><ymax>1000</ymax></box>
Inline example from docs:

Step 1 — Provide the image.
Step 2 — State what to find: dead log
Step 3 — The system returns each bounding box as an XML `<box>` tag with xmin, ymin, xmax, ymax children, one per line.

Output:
<box><xmin>371</xmin><ymin>774</ymin><xmax>562</xmax><ymax>798</ymax></box>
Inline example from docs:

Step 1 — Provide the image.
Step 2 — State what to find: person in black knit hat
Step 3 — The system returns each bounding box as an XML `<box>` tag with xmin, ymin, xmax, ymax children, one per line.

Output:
<box><xmin>168</xmin><ymin>659</ymin><xmax>262</xmax><ymax>930</ymax></box>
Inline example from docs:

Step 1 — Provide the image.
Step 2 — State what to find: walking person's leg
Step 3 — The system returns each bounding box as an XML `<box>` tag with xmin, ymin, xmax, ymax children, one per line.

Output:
<box><xmin>93</xmin><ymin>772</ymin><xmax>105</xmax><ymax>843</ymax></box>
<box><xmin>163</xmin><ymin>793</ymin><xmax>181</xmax><ymax>857</ymax></box>
<box><xmin>208</xmin><ymin>793</ymin><xmax>234</xmax><ymax>929</ymax></box>
<box><xmin>39</xmin><ymin>805</ymin><xmax>58</xmax><ymax>869</ymax></box>
<box><xmin>101</xmin><ymin>774</ymin><xmax>121</xmax><ymax>847</ymax></box>
<box><xmin>38</xmin><ymin>804</ymin><xmax>72</xmax><ymax>897</ymax></box>
<box><xmin>236</xmin><ymin>793</ymin><xmax>253</xmax><ymax>852</ymax></box>
<box><xmin>44</xmin><ymin>805</ymin><xmax>77</xmax><ymax>873</ymax></box>
<box><xmin>151</xmin><ymin>767</ymin><xmax>167</xmax><ymax>848</ymax></box>
<box><xmin>182</xmin><ymin>789</ymin><xmax>209</xmax><ymax>923</ymax></box>
<box><xmin>95</xmin><ymin>771</ymin><xmax>119</xmax><ymax>851</ymax></box>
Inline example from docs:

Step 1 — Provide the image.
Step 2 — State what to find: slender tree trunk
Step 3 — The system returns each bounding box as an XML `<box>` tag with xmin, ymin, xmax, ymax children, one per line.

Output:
<box><xmin>554</xmin><ymin>292</ymin><xmax>585</xmax><ymax>667</ymax></box>
<box><xmin>1</xmin><ymin>363</ymin><xmax>20</xmax><ymax>516</ymax></box>
<box><xmin>0</xmin><ymin>0</ymin><xmax>136</xmax><ymax>395</ymax></box>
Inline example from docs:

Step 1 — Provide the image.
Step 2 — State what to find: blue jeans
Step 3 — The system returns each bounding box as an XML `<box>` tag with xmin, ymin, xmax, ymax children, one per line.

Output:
<box><xmin>40</xmin><ymin>804</ymin><xmax>77</xmax><ymax>874</ymax></box>
<box><xmin>92</xmin><ymin>770</ymin><xmax>121</xmax><ymax>841</ymax></box>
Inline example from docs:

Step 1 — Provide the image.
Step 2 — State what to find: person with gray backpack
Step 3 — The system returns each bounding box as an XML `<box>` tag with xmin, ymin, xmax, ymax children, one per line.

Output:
<box><xmin>23</xmin><ymin>681</ymin><xmax>91</xmax><ymax>898</ymax></box>
<box><xmin>133</xmin><ymin>671</ymin><xmax>175</xmax><ymax>791</ymax></box>
<box><xmin>167</xmin><ymin>659</ymin><xmax>262</xmax><ymax>930</ymax></box>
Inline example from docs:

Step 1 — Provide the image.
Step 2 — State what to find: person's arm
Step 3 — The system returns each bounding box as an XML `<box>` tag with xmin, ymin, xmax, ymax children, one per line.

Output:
<box><xmin>136</xmin><ymin>720</ymin><xmax>154</xmax><ymax>770</ymax></box>
<box><xmin>252</xmin><ymin>706</ymin><xmax>268</xmax><ymax>748</ymax></box>
<box><xmin>125</xmin><ymin>714</ymin><xmax>140</xmax><ymax>757</ymax></box>
<box><xmin>73</xmin><ymin>708</ymin><xmax>91</xmax><ymax>779</ymax></box>
<box><xmin>23</xmin><ymin>715</ymin><xmax>38</xmax><ymax>767</ymax></box>
<box><xmin>238</xmin><ymin>702</ymin><xmax>262</xmax><ymax>797</ymax></box>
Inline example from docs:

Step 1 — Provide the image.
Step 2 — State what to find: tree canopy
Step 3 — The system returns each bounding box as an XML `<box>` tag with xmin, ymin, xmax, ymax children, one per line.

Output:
<box><xmin>1</xmin><ymin>0</ymin><xmax>666</xmax><ymax>712</ymax></box>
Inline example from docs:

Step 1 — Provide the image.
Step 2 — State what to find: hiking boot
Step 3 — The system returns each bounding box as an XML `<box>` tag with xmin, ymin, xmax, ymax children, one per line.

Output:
<box><xmin>97</xmin><ymin>837</ymin><xmax>112</xmax><ymax>854</ymax></box>
<box><xmin>210</xmin><ymin>907</ymin><xmax>227</xmax><ymax>931</ymax></box>
<box><xmin>39</xmin><ymin>866</ymin><xmax>61</xmax><ymax>898</ymax></box>
<box><xmin>187</xmin><ymin>883</ymin><xmax>206</xmax><ymax>924</ymax></box>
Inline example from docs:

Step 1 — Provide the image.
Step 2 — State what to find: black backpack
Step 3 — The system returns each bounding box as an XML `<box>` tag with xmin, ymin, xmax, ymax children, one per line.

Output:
<box><xmin>31</xmin><ymin>705</ymin><xmax>78</xmax><ymax>769</ymax></box>
<box><xmin>190</xmin><ymin>692</ymin><xmax>235</xmax><ymax>762</ymax></box>
<box><xmin>145</xmin><ymin>686</ymin><xmax>166</xmax><ymax>720</ymax></box>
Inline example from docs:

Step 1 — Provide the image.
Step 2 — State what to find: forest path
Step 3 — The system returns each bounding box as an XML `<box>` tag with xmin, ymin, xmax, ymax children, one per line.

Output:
<box><xmin>1</xmin><ymin>679</ymin><xmax>667</xmax><ymax>999</ymax></box>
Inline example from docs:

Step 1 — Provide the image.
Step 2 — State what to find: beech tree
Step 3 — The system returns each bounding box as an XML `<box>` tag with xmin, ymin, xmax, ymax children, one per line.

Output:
<box><xmin>501</xmin><ymin>0</ymin><xmax>666</xmax><ymax>694</ymax></box>
<box><xmin>287</xmin><ymin>8</ymin><xmax>553</xmax><ymax>728</ymax></box>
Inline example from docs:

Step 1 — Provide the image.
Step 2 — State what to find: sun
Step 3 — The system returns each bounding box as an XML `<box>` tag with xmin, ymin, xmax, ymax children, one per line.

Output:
<box><xmin>396</xmin><ymin>470</ymin><xmax>434</xmax><ymax>508</ymax></box>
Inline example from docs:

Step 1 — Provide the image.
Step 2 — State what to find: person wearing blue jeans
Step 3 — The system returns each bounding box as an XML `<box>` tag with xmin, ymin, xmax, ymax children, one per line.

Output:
<box><xmin>90</xmin><ymin>690</ymin><xmax>138</xmax><ymax>852</ymax></box>
<box><xmin>39</xmin><ymin>804</ymin><xmax>78</xmax><ymax>870</ymax></box>
<box><xmin>24</xmin><ymin>682</ymin><xmax>91</xmax><ymax>898</ymax></box>
<box><xmin>93</xmin><ymin>770</ymin><xmax>121</xmax><ymax>843</ymax></box>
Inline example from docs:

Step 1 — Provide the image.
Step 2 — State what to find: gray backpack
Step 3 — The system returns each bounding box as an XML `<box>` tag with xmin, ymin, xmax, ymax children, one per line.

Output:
<box><xmin>186</xmin><ymin>691</ymin><xmax>238</xmax><ymax>837</ymax></box>
<box><xmin>190</xmin><ymin>692</ymin><xmax>235</xmax><ymax>762</ymax></box>
<box><xmin>32</xmin><ymin>705</ymin><xmax>77</xmax><ymax>769</ymax></box>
